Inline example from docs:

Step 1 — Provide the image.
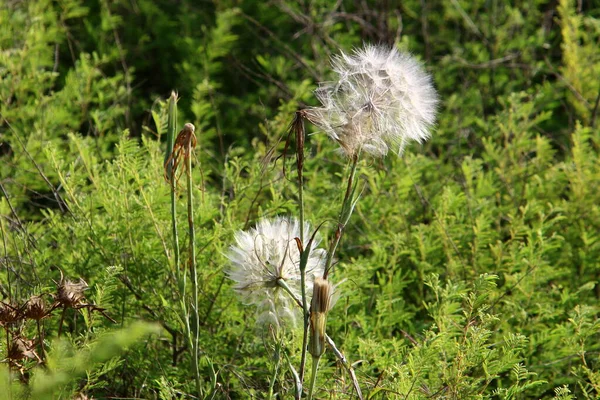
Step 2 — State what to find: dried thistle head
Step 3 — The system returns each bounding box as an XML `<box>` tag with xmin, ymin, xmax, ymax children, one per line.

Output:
<box><xmin>56</xmin><ymin>277</ymin><xmax>88</xmax><ymax>308</ymax></box>
<box><xmin>24</xmin><ymin>295</ymin><xmax>49</xmax><ymax>321</ymax></box>
<box><xmin>0</xmin><ymin>302</ymin><xmax>24</xmax><ymax>326</ymax></box>
<box><xmin>164</xmin><ymin>122</ymin><xmax>197</xmax><ymax>184</ymax></box>
<box><xmin>8</xmin><ymin>335</ymin><xmax>40</xmax><ymax>363</ymax></box>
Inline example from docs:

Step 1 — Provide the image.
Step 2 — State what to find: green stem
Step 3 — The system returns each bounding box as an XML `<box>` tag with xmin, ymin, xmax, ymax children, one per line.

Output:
<box><xmin>307</xmin><ymin>355</ymin><xmax>321</xmax><ymax>400</ymax></box>
<box><xmin>166</xmin><ymin>94</ymin><xmax>183</xmax><ymax>371</ymax></box>
<box><xmin>6</xmin><ymin>327</ymin><xmax>11</xmax><ymax>399</ymax></box>
<box><xmin>267</xmin><ymin>342</ymin><xmax>282</xmax><ymax>400</ymax></box>
<box><xmin>294</xmin><ymin>112</ymin><xmax>310</xmax><ymax>385</ymax></box>
<box><xmin>299</xmin><ymin>252</ymin><xmax>309</xmax><ymax>386</ymax></box>
<box><xmin>277</xmin><ymin>279</ymin><xmax>302</xmax><ymax>308</ymax></box>
<box><xmin>36</xmin><ymin>319</ymin><xmax>45</xmax><ymax>362</ymax></box>
<box><xmin>58</xmin><ymin>307</ymin><xmax>67</xmax><ymax>337</ymax></box>
<box><xmin>0</xmin><ymin>217</ymin><xmax>11</xmax><ymax>303</ymax></box>
<box><xmin>171</xmin><ymin>181</ymin><xmax>180</xmax><ymax>280</ymax></box>
<box><xmin>166</xmin><ymin>93</ymin><xmax>181</xmax><ymax>282</ymax></box>
<box><xmin>278</xmin><ymin>279</ymin><xmax>364</xmax><ymax>399</ymax></box>
<box><xmin>323</xmin><ymin>153</ymin><xmax>360</xmax><ymax>279</ymax></box>
<box><xmin>186</xmin><ymin>143</ymin><xmax>201</xmax><ymax>397</ymax></box>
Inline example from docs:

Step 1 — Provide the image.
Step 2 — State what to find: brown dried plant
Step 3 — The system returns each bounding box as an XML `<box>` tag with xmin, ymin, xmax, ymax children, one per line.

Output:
<box><xmin>55</xmin><ymin>277</ymin><xmax>89</xmax><ymax>309</ymax></box>
<box><xmin>52</xmin><ymin>272</ymin><xmax>116</xmax><ymax>336</ymax></box>
<box><xmin>6</xmin><ymin>334</ymin><xmax>41</xmax><ymax>377</ymax></box>
<box><xmin>0</xmin><ymin>301</ymin><xmax>24</xmax><ymax>327</ymax></box>
<box><xmin>23</xmin><ymin>294</ymin><xmax>53</xmax><ymax>362</ymax></box>
<box><xmin>23</xmin><ymin>295</ymin><xmax>51</xmax><ymax>321</ymax></box>
<box><xmin>164</xmin><ymin>123</ymin><xmax>197</xmax><ymax>185</ymax></box>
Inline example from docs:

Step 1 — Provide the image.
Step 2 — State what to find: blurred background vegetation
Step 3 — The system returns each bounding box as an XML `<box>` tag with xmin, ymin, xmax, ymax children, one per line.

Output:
<box><xmin>1</xmin><ymin>0</ymin><xmax>600</xmax><ymax>398</ymax></box>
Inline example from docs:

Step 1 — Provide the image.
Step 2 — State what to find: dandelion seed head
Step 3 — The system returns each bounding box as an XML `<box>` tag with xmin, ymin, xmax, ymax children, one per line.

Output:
<box><xmin>307</xmin><ymin>44</ymin><xmax>439</xmax><ymax>158</ymax></box>
<box><xmin>226</xmin><ymin>217</ymin><xmax>326</xmax><ymax>328</ymax></box>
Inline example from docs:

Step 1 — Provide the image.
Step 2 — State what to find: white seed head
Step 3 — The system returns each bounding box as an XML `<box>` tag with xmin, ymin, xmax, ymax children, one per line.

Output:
<box><xmin>226</xmin><ymin>217</ymin><xmax>326</xmax><ymax>328</ymax></box>
<box><xmin>306</xmin><ymin>44</ymin><xmax>439</xmax><ymax>158</ymax></box>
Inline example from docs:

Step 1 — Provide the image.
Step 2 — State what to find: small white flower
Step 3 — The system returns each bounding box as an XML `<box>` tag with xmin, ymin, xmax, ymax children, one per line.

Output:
<box><xmin>226</xmin><ymin>217</ymin><xmax>326</xmax><ymax>327</ymax></box>
<box><xmin>306</xmin><ymin>44</ymin><xmax>439</xmax><ymax>158</ymax></box>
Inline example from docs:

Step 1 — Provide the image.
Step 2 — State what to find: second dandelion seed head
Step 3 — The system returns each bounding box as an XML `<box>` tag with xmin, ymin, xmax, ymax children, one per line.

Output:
<box><xmin>306</xmin><ymin>44</ymin><xmax>439</xmax><ymax>158</ymax></box>
<box><xmin>226</xmin><ymin>217</ymin><xmax>326</xmax><ymax>328</ymax></box>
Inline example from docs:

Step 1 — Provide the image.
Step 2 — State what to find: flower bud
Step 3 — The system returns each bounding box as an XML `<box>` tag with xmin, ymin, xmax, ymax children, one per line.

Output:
<box><xmin>309</xmin><ymin>277</ymin><xmax>333</xmax><ymax>358</ymax></box>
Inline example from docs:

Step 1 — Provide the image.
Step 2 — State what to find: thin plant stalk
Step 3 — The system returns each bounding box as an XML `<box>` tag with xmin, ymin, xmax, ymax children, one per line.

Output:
<box><xmin>0</xmin><ymin>216</ymin><xmax>11</xmax><ymax>303</ymax></box>
<box><xmin>57</xmin><ymin>307</ymin><xmax>67</xmax><ymax>337</ymax></box>
<box><xmin>5</xmin><ymin>326</ymin><xmax>10</xmax><ymax>399</ymax></box>
<box><xmin>277</xmin><ymin>279</ymin><xmax>363</xmax><ymax>400</ymax></box>
<box><xmin>165</xmin><ymin>92</ymin><xmax>182</xmax><ymax>368</ymax></box>
<box><xmin>326</xmin><ymin>334</ymin><xmax>363</xmax><ymax>399</ymax></box>
<box><xmin>323</xmin><ymin>152</ymin><xmax>360</xmax><ymax>279</ymax></box>
<box><xmin>167</xmin><ymin>118</ymin><xmax>201</xmax><ymax>395</ymax></box>
<box><xmin>186</xmin><ymin>137</ymin><xmax>201</xmax><ymax>396</ymax></box>
<box><xmin>291</xmin><ymin>112</ymin><xmax>310</xmax><ymax>385</ymax></box>
<box><xmin>36</xmin><ymin>320</ymin><xmax>45</xmax><ymax>361</ymax></box>
<box><xmin>293</xmin><ymin>111</ymin><xmax>306</xmax><ymax>244</ymax></box>
<box><xmin>165</xmin><ymin>92</ymin><xmax>181</xmax><ymax>281</ymax></box>
<box><xmin>307</xmin><ymin>356</ymin><xmax>320</xmax><ymax>400</ymax></box>
<box><xmin>267</xmin><ymin>338</ymin><xmax>283</xmax><ymax>400</ymax></box>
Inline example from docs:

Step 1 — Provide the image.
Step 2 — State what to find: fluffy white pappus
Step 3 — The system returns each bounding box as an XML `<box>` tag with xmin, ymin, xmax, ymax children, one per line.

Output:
<box><xmin>226</xmin><ymin>217</ymin><xmax>326</xmax><ymax>328</ymax></box>
<box><xmin>306</xmin><ymin>44</ymin><xmax>439</xmax><ymax>158</ymax></box>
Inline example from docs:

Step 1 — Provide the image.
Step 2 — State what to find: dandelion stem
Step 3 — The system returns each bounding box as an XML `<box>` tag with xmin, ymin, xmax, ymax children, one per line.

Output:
<box><xmin>299</xmin><ymin>259</ymin><xmax>309</xmax><ymax>387</ymax></box>
<box><xmin>278</xmin><ymin>279</ymin><xmax>363</xmax><ymax>399</ymax></box>
<box><xmin>171</xmin><ymin>170</ymin><xmax>180</xmax><ymax>281</ymax></box>
<box><xmin>293</xmin><ymin>111</ymin><xmax>306</xmax><ymax>244</ymax></box>
<box><xmin>267</xmin><ymin>341</ymin><xmax>282</xmax><ymax>400</ymax></box>
<box><xmin>307</xmin><ymin>355</ymin><xmax>321</xmax><ymax>400</ymax></box>
<box><xmin>276</xmin><ymin>279</ymin><xmax>302</xmax><ymax>308</ymax></box>
<box><xmin>165</xmin><ymin>93</ymin><xmax>183</xmax><ymax>370</ymax></box>
<box><xmin>293</xmin><ymin>111</ymin><xmax>310</xmax><ymax>386</ymax></box>
<box><xmin>323</xmin><ymin>153</ymin><xmax>360</xmax><ymax>279</ymax></box>
<box><xmin>186</xmin><ymin>132</ymin><xmax>201</xmax><ymax>397</ymax></box>
<box><xmin>166</xmin><ymin>92</ymin><xmax>181</xmax><ymax>282</ymax></box>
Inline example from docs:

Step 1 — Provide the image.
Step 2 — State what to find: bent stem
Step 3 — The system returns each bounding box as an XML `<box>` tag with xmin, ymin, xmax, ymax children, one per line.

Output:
<box><xmin>326</xmin><ymin>334</ymin><xmax>363</xmax><ymax>399</ymax></box>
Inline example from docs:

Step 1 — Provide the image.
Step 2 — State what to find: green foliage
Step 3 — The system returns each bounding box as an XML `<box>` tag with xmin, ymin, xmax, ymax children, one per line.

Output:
<box><xmin>1</xmin><ymin>0</ymin><xmax>600</xmax><ymax>398</ymax></box>
<box><xmin>559</xmin><ymin>0</ymin><xmax>600</xmax><ymax>123</ymax></box>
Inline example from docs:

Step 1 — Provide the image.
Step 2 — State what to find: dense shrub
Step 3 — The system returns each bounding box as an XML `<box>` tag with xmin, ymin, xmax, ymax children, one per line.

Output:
<box><xmin>0</xmin><ymin>0</ymin><xmax>599</xmax><ymax>398</ymax></box>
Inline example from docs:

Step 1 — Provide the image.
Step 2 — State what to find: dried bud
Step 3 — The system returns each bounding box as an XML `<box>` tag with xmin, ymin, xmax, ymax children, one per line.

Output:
<box><xmin>24</xmin><ymin>295</ymin><xmax>48</xmax><ymax>321</ymax></box>
<box><xmin>309</xmin><ymin>277</ymin><xmax>334</xmax><ymax>358</ymax></box>
<box><xmin>164</xmin><ymin>122</ymin><xmax>197</xmax><ymax>184</ymax></box>
<box><xmin>57</xmin><ymin>278</ymin><xmax>88</xmax><ymax>308</ymax></box>
<box><xmin>0</xmin><ymin>302</ymin><xmax>23</xmax><ymax>326</ymax></box>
